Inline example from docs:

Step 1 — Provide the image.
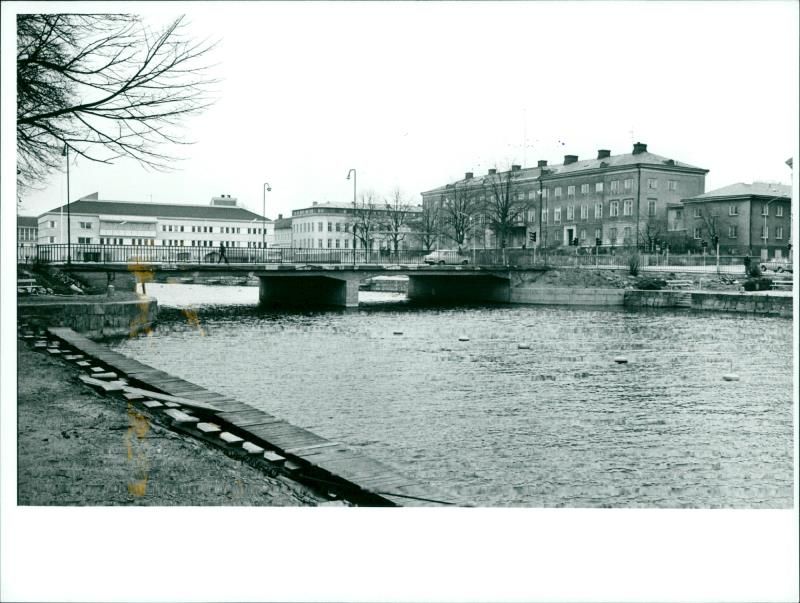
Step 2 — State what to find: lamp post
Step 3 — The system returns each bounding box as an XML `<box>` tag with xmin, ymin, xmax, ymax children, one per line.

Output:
<box><xmin>347</xmin><ymin>169</ymin><xmax>356</xmax><ymax>265</ymax></box>
<box><xmin>62</xmin><ymin>145</ymin><xmax>71</xmax><ymax>264</ymax></box>
<box><xmin>262</xmin><ymin>182</ymin><xmax>271</xmax><ymax>251</ymax></box>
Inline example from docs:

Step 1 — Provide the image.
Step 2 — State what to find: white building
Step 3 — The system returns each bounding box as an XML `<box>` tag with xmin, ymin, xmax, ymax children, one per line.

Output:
<box><xmin>291</xmin><ymin>201</ymin><xmax>422</xmax><ymax>250</ymax></box>
<box><xmin>38</xmin><ymin>193</ymin><xmax>274</xmax><ymax>249</ymax></box>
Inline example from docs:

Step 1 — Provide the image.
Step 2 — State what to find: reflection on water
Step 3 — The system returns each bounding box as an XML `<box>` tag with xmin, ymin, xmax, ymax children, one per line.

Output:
<box><xmin>114</xmin><ymin>283</ymin><xmax>794</xmax><ymax>507</ymax></box>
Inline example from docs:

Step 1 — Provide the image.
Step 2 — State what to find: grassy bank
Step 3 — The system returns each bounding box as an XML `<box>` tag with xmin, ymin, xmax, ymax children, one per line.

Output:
<box><xmin>16</xmin><ymin>340</ymin><xmax>323</xmax><ymax>506</ymax></box>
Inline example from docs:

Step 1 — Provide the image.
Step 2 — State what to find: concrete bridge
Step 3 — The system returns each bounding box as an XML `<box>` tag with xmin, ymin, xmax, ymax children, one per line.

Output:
<box><xmin>51</xmin><ymin>261</ymin><xmax>514</xmax><ymax>308</ymax></box>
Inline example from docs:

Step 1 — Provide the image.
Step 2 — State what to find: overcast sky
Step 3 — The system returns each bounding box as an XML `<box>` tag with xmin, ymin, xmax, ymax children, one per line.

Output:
<box><xmin>9</xmin><ymin>1</ymin><xmax>800</xmax><ymax>220</ymax></box>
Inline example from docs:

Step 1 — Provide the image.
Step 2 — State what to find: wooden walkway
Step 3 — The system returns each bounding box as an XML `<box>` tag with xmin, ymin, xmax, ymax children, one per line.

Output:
<box><xmin>45</xmin><ymin>327</ymin><xmax>455</xmax><ymax>506</ymax></box>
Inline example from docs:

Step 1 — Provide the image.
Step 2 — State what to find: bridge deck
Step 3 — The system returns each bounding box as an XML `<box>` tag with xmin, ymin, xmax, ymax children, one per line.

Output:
<box><xmin>46</xmin><ymin>327</ymin><xmax>454</xmax><ymax>506</ymax></box>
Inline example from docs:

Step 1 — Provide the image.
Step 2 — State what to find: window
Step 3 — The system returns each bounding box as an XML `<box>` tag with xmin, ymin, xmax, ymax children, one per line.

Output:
<box><xmin>623</xmin><ymin>199</ymin><xmax>633</xmax><ymax>216</ymax></box>
<box><xmin>648</xmin><ymin>178</ymin><xmax>658</xmax><ymax>190</ymax></box>
<box><xmin>579</xmin><ymin>229</ymin><xmax>586</xmax><ymax>241</ymax></box>
<box><xmin>327</xmin><ymin>222</ymin><xmax>332</xmax><ymax>232</ymax></box>
<box><xmin>729</xmin><ymin>205</ymin><xmax>739</xmax><ymax>216</ymax></box>
<box><xmin>609</xmin><ymin>181</ymin><xmax>619</xmax><ymax>194</ymax></box>
<box><xmin>623</xmin><ymin>226</ymin><xmax>632</xmax><ymax>242</ymax></box>
<box><xmin>623</xmin><ymin>178</ymin><xmax>633</xmax><ymax>191</ymax></box>
<box><xmin>318</xmin><ymin>239</ymin><xmax>323</xmax><ymax>248</ymax></box>
<box><xmin>78</xmin><ymin>237</ymin><xmax>91</xmax><ymax>244</ymax></box>
<box><xmin>335</xmin><ymin>239</ymin><xmax>340</xmax><ymax>248</ymax></box>
<box><xmin>344</xmin><ymin>223</ymin><xmax>350</xmax><ymax>233</ymax></box>
<box><xmin>580</xmin><ymin>205</ymin><xmax>588</xmax><ymax>220</ymax></box>
<box><xmin>344</xmin><ymin>239</ymin><xmax>349</xmax><ymax>249</ymax></box>
<box><xmin>162</xmin><ymin>225</ymin><xmax>167</xmax><ymax>232</ymax></box>
<box><xmin>694</xmin><ymin>227</ymin><xmax>702</xmax><ymax>239</ymax></box>
<box><xmin>594</xmin><ymin>203</ymin><xmax>603</xmax><ymax>219</ymax></box>
<box><xmin>48</xmin><ymin>220</ymin><xmax>55</xmax><ymax>228</ymax></box>
<box><xmin>335</xmin><ymin>223</ymin><xmax>341</xmax><ymax>232</ymax></box>
<box><xmin>648</xmin><ymin>199</ymin><xmax>657</xmax><ymax>217</ymax></box>
<box><xmin>762</xmin><ymin>226</ymin><xmax>769</xmax><ymax>240</ymax></box>
<box><xmin>694</xmin><ymin>207</ymin><xmax>702</xmax><ymax>218</ymax></box>
<box><xmin>567</xmin><ymin>185</ymin><xmax>575</xmax><ymax>198</ymax></box>
<box><xmin>541</xmin><ymin>189</ymin><xmax>549</xmax><ymax>200</ymax></box>
<box><xmin>728</xmin><ymin>225</ymin><xmax>738</xmax><ymax>238</ymax></box>
<box><xmin>668</xmin><ymin>180</ymin><xmax>677</xmax><ymax>191</ymax></box>
<box><xmin>541</xmin><ymin>209</ymin><xmax>548</xmax><ymax>224</ymax></box>
<box><xmin>761</xmin><ymin>204</ymin><xmax>769</xmax><ymax>216</ymax></box>
<box><xmin>776</xmin><ymin>206</ymin><xmax>784</xmax><ymax>217</ymax></box>
<box><xmin>49</xmin><ymin>236</ymin><xmax>55</xmax><ymax>243</ymax></box>
<box><xmin>595</xmin><ymin>182</ymin><xmax>603</xmax><ymax>193</ymax></box>
<box><xmin>554</xmin><ymin>187</ymin><xmax>562</xmax><ymax>199</ymax></box>
<box><xmin>566</xmin><ymin>205</ymin><xmax>575</xmax><ymax>220</ymax></box>
<box><xmin>527</xmin><ymin>191</ymin><xmax>535</xmax><ymax>200</ymax></box>
<box><xmin>79</xmin><ymin>221</ymin><xmax>92</xmax><ymax>229</ymax></box>
<box><xmin>180</xmin><ymin>226</ymin><xmax>185</xmax><ymax>232</ymax></box>
<box><xmin>776</xmin><ymin>226</ymin><xmax>783</xmax><ymax>240</ymax></box>
<box><xmin>609</xmin><ymin>200</ymin><xmax>619</xmax><ymax>217</ymax></box>
<box><xmin>168</xmin><ymin>225</ymin><xmax>173</xmax><ymax>232</ymax></box>
<box><xmin>327</xmin><ymin>239</ymin><xmax>332</xmax><ymax>248</ymax></box>
<box><xmin>554</xmin><ymin>208</ymin><xmax>561</xmax><ymax>223</ymax></box>
<box><xmin>318</xmin><ymin>222</ymin><xmax>323</xmax><ymax>232</ymax></box>
<box><xmin>609</xmin><ymin>227</ymin><xmax>617</xmax><ymax>244</ymax></box>
<box><xmin>594</xmin><ymin>228</ymin><xmax>602</xmax><ymax>241</ymax></box>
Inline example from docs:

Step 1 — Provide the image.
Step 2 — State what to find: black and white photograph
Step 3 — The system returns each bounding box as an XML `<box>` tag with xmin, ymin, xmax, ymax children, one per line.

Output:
<box><xmin>2</xmin><ymin>1</ymin><xmax>798</xmax><ymax>601</ymax></box>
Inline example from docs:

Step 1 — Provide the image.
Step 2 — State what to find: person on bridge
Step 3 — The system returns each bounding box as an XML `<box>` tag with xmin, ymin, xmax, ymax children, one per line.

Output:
<box><xmin>218</xmin><ymin>243</ymin><xmax>229</xmax><ymax>265</ymax></box>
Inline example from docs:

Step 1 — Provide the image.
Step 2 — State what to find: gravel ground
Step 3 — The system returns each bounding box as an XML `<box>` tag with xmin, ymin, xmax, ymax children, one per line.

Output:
<box><xmin>16</xmin><ymin>340</ymin><xmax>323</xmax><ymax>506</ymax></box>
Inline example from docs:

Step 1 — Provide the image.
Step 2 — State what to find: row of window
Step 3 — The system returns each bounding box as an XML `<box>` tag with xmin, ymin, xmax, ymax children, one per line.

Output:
<box><xmin>692</xmin><ymin>226</ymin><xmax>785</xmax><ymax>240</ymax></box>
<box><xmin>296</xmin><ymin>238</ymin><xmax>361</xmax><ymax>249</ymax></box>
<box><xmin>692</xmin><ymin>205</ymin><xmax>785</xmax><ymax>218</ymax></box>
<box><xmin>454</xmin><ymin>178</ymin><xmax>679</xmax><ymax>203</ymax></box>
<box><xmin>18</xmin><ymin>227</ymin><xmax>37</xmax><ymax>241</ymax></box>
<box><xmin>161</xmin><ymin>224</ymin><xmax>259</xmax><ymax>234</ymax></box>
<box><xmin>541</xmin><ymin>199</ymin><xmax>658</xmax><ymax>224</ymax></box>
<box><xmin>294</xmin><ymin>221</ymin><xmax>352</xmax><ymax>233</ymax></box>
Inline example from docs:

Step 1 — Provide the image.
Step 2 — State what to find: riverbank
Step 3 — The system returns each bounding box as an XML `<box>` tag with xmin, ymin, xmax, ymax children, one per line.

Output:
<box><xmin>17</xmin><ymin>340</ymin><xmax>324</xmax><ymax>506</ymax></box>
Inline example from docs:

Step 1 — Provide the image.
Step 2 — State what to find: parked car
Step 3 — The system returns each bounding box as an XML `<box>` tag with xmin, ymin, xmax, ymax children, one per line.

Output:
<box><xmin>760</xmin><ymin>258</ymin><xmax>794</xmax><ymax>273</ymax></box>
<box><xmin>422</xmin><ymin>250</ymin><xmax>470</xmax><ymax>265</ymax></box>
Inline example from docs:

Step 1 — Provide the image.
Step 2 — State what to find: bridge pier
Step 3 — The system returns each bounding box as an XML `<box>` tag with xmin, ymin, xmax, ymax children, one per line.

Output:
<box><xmin>407</xmin><ymin>274</ymin><xmax>510</xmax><ymax>304</ymax></box>
<box><xmin>258</xmin><ymin>274</ymin><xmax>360</xmax><ymax>308</ymax></box>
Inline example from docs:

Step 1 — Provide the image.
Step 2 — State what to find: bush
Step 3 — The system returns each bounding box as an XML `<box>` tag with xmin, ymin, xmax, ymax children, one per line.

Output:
<box><xmin>628</xmin><ymin>252</ymin><xmax>641</xmax><ymax>276</ymax></box>
<box><xmin>635</xmin><ymin>277</ymin><xmax>667</xmax><ymax>290</ymax></box>
<box><xmin>744</xmin><ymin>277</ymin><xmax>772</xmax><ymax>291</ymax></box>
<box><xmin>746</xmin><ymin>259</ymin><xmax>762</xmax><ymax>278</ymax></box>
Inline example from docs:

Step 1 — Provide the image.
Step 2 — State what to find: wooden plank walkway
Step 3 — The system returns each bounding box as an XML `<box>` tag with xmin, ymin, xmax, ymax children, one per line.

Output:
<box><xmin>46</xmin><ymin>327</ymin><xmax>456</xmax><ymax>506</ymax></box>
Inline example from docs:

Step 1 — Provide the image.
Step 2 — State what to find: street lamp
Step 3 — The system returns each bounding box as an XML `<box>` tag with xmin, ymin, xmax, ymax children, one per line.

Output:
<box><xmin>347</xmin><ymin>169</ymin><xmax>356</xmax><ymax>265</ymax></box>
<box><xmin>262</xmin><ymin>182</ymin><xmax>272</xmax><ymax>250</ymax></box>
<box><xmin>62</xmin><ymin>145</ymin><xmax>71</xmax><ymax>264</ymax></box>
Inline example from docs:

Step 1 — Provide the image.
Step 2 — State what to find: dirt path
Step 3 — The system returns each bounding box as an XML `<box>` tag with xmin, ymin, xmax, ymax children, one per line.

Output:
<box><xmin>16</xmin><ymin>340</ymin><xmax>324</xmax><ymax>506</ymax></box>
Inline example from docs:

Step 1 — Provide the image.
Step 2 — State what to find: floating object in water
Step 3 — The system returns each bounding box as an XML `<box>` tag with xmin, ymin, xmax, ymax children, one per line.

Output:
<box><xmin>458</xmin><ymin>336</ymin><xmax>470</xmax><ymax>342</ymax></box>
<box><xmin>393</xmin><ymin>331</ymin><xmax>403</xmax><ymax>335</ymax></box>
<box><xmin>722</xmin><ymin>374</ymin><xmax>740</xmax><ymax>381</ymax></box>
<box><xmin>613</xmin><ymin>356</ymin><xmax>628</xmax><ymax>364</ymax></box>
<box><xmin>518</xmin><ymin>343</ymin><xmax>531</xmax><ymax>349</ymax></box>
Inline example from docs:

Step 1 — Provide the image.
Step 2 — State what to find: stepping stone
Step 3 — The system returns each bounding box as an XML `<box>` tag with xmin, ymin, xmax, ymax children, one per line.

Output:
<box><xmin>219</xmin><ymin>432</ymin><xmax>243</xmax><ymax>445</ymax></box>
<box><xmin>264</xmin><ymin>451</ymin><xmax>285</xmax><ymax>464</ymax></box>
<box><xmin>90</xmin><ymin>367</ymin><xmax>105</xmax><ymax>373</ymax></box>
<box><xmin>78</xmin><ymin>375</ymin><xmax>125</xmax><ymax>392</ymax></box>
<box><xmin>142</xmin><ymin>400</ymin><xmax>163</xmax><ymax>409</ymax></box>
<box><xmin>242</xmin><ymin>442</ymin><xmax>264</xmax><ymax>455</ymax></box>
<box><xmin>318</xmin><ymin>500</ymin><xmax>348</xmax><ymax>507</ymax></box>
<box><xmin>47</xmin><ymin>348</ymin><xmax>62</xmax><ymax>354</ymax></box>
<box><xmin>196</xmin><ymin>422</ymin><xmax>221</xmax><ymax>434</ymax></box>
<box><xmin>284</xmin><ymin>460</ymin><xmax>302</xmax><ymax>472</ymax></box>
<box><xmin>91</xmin><ymin>372</ymin><xmax>118</xmax><ymax>380</ymax></box>
<box><xmin>164</xmin><ymin>402</ymin><xmax>181</xmax><ymax>408</ymax></box>
<box><xmin>34</xmin><ymin>342</ymin><xmax>47</xmax><ymax>348</ymax></box>
<box><xmin>123</xmin><ymin>392</ymin><xmax>144</xmax><ymax>401</ymax></box>
<box><xmin>163</xmin><ymin>409</ymin><xmax>198</xmax><ymax>424</ymax></box>
<box><xmin>64</xmin><ymin>355</ymin><xmax>84</xmax><ymax>360</ymax></box>
<box><xmin>76</xmin><ymin>361</ymin><xmax>91</xmax><ymax>367</ymax></box>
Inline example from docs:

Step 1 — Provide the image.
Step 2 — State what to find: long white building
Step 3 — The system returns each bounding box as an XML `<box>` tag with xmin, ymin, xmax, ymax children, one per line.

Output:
<box><xmin>38</xmin><ymin>193</ymin><xmax>274</xmax><ymax>249</ymax></box>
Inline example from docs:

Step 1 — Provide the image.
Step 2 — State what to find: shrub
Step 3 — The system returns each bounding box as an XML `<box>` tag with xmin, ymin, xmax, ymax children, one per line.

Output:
<box><xmin>628</xmin><ymin>252</ymin><xmax>641</xmax><ymax>276</ymax></box>
<box><xmin>635</xmin><ymin>277</ymin><xmax>667</xmax><ymax>290</ymax></box>
<box><xmin>744</xmin><ymin>277</ymin><xmax>773</xmax><ymax>291</ymax></box>
<box><xmin>746</xmin><ymin>261</ymin><xmax>762</xmax><ymax>278</ymax></box>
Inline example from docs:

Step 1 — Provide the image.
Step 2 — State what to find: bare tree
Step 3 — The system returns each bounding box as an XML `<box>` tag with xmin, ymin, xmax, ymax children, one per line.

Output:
<box><xmin>638</xmin><ymin>216</ymin><xmax>669</xmax><ymax>252</ymax></box>
<box><xmin>416</xmin><ymin>202</ymin><xmax>441</xmax><ymax>252</ymax></box>
<box><xmin>16</xmin><ymin>14</ymin><xmax>217</xmax><ymax>189</ymax></box>
<box><xmin>482</xmin><ymin>169</ymin><xmax>527</xmax><ymax>248</ymax></box>
<box><xmin>352</xmin><ymin>191</ymin><xmax>380</xmax><ymax>257</ymax></box>
<box><xmin>694</xmin><ymin>205</ymin><xmax>720</xmax><ymax>251</ymax></box>
<box><xmin>441</xmin><ymin>181</ymin><xmax>481</xmax><ymax>249</ymax></box>
<box><xmin>381</xmin><ymin>188</ymin><xmax>415</xmax><ymax>255</ymax></box>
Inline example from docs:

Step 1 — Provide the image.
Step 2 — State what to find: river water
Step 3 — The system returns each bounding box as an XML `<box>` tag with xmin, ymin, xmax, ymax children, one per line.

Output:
<box><xmin>111</xmin><ymin>283</ymin><xmax>794</xmax><ymax>507</ymax></box>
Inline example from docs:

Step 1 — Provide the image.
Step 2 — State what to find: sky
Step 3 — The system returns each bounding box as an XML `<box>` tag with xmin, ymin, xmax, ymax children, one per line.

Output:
<box><xmin>8</xmin><ymin>1</ymin><xmax>799</xmax><ymax>221</ymax></box>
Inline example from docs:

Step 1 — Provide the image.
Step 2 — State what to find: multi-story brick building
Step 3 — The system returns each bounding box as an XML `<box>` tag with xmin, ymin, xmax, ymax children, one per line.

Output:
<box><xmin>677</xmin><ymin>182</ymin><xmax>792</xmax><ymax>260</ymax></box>
<box><xmin>421</xmin><ymin>142</ymin><xmax>708</xmax><ymax>250</ymax></box>
<box><xmin>37</xmin><ymin>193</ymin><xmax>273</xmax><ymax>249</ymax></box>
<box><xmin>291</xmin><ymin>201</ymin><xmax>422</xmax><ymax>250</ymax></box>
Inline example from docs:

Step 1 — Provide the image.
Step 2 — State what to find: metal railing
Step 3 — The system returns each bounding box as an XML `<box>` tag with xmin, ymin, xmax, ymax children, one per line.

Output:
<box><xmin>21</xmin><ymin>244</ymin><xmax>792</xmax><ymax>276</ymax></box>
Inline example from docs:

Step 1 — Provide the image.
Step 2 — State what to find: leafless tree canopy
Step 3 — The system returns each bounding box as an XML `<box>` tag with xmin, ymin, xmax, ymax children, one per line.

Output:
<box><xmin>381</xmin><ymin>188</ymin><xmax>415</xmax><ymax>253</ymax></box>
<box><xmin>442</xmin><ymin>181</ymin><xmax>482</xmax><ymax>248</ymax></box>
<box><xmin>16</xmin><ymin>13</ymin><xmax>217</xmax><ymax>189</ymax></box>
<box><xmin>352</xmin><ymin>192</ymin><xmax>381</xmax><ymax>251</ymax></box>
<box><xmin>416</xmin><ymin>203</ymin><xmax>440</xmax><ymax>252</ymax></box>
<box><xmin>483</xmin><ymin>170</ymin><xmax>528</xmax><ymax>248</ymax></box>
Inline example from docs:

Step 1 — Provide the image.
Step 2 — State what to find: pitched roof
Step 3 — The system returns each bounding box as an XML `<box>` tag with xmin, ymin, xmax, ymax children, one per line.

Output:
<box><xmin>273</xmin><ymin>217</ymin><xmax>293</xmax><ymax>229</ymax></box>
<box><xmin>686</xmin><ymin>182</ymin><xmax>792</xmax><ymax>201</ymax></box>
<box><xmin>17</xmin><ymin>215</ymin><xmax>39</xmax><ymax>227</ymax></box>
<box><xmin>293</xmin><ymin>201</ymin><xmax>423</xmax><ymax>213</ymax></box>
<box><xmin>43</xmin><ymin>199</ymin><xmax>269</xmax><ymax>221</ymax></box>
<box><xmin>422</xmin><ymin>145</ymin><xmax>708</xmax><ymax>194</ymax></box>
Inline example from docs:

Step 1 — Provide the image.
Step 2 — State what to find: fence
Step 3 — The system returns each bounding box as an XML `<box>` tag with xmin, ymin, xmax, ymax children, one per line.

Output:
<box><xmin>23</xmin><ymin>244</ymin><xmax>769</xmax><ymax>275</ymax></box>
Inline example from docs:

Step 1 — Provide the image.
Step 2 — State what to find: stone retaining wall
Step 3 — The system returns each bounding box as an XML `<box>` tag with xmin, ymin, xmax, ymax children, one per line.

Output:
<box><xmin>18</xmin><ymin>297</ymin><xmax>158</xmax><ymax>339</ymax></box>
<box><xmin>510</xmin><ymin>287</ymin><xmax>626</xmax><ymax>306</ymax></box>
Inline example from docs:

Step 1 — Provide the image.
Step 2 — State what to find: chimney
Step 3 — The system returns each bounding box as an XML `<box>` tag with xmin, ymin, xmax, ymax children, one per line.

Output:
<box><xmin>537</xmin><ymin>160</ymin><xmax>548</xmax><ymax>168</ymax></box>
<box><xmin>488</xmin><ymin>168</ymin><xmax>497</xmax><ymax>175</ymax></box>
<box><xmin>312</xmin><ymin>201</ymin><xmax>318</xmax><ymax>206</ymax></box>
<box><xmin>465</xmin><ymin>172</ymin><xmax>473</xmax><ymax>180</ymax></box>
<box><xmin>511</xmin><ymin>164</ymin><xmax>521</xmax><ymax>171</ymax></box>
<box><xmin>278</xmin><ymin>213</ymin><xmax>283</xmax><ymax>220</ymax></box>
<box><xmin>597</xmin><ymin>149</ymin><xmax>611</xmax><ymax>159</ymax></box>
<box><xmin>632</xmin><ymin>142</ymin><xmax>647</xmax><ymax>155</ymax></box>
<box><xmin>564</xmin><ymin>155</ymin><xmax>578</xmax><ymax>165</ymax></box>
